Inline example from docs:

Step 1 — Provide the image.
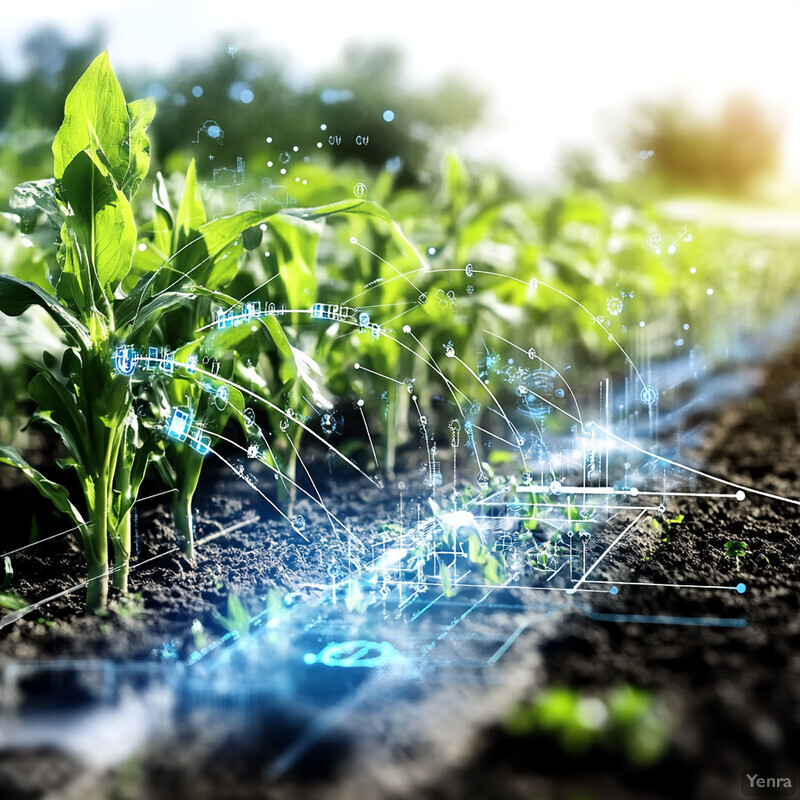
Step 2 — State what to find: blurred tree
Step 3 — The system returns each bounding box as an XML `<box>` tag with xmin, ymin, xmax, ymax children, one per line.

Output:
<box><xmin>620</xmin><ymin>94</ymin><xmax>782</xmax><ymax>195</ymax></box>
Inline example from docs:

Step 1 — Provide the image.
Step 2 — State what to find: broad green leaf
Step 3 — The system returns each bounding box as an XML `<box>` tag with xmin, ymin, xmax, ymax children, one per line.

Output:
<box><xmin>121</xmin><ymin>98</ymin><xmax>156</xmax><ymax>200</ymax></box>
<box><xmin>269</xmin><ymin>214</ymin><xmax>319</xmax><ymax>314</ymax></box>
<box><xmin>0</xmin><ymin>274</ymin><xmax>92</xmax><ymax>348</ymax></box>
<box><xmin>10</xmin><ymin>179</ymin><xmax>62</xmax><ymax>238</ymax></box>
<box><xmin>129</xmin><ymin>291</ymin><xmax>196</xmax><ymax>341</ymax></box>
<box><xmin>60</xmin><ymin>151</ymin><xmax>136</xmax><ymax>291</ymax></box>
<box><xmin>178</xmin><ymin>207</ymin><xmax>280</xmax><ymax>291</ymax></box>
<box><xmin>285</xmin><ymin>199</ymin><xmax>427</xmax><ymax>267</ymax></box>
<box><xmin>0</xmin><ymin>446</ymin><xmax>84</xmax><ymax>526</ymax></box>
<box><xmin>53</xmin><ymin>52</ymin><xmax>129</xmax><ymax>188</ymax></box>
<box><xmin>29</xmin><ymin>371</ymin><xmax>93</xmax><ymax>471</ymax></box>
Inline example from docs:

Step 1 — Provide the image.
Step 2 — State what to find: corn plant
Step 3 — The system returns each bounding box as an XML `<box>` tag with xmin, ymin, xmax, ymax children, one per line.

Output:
<box><xmin>0</xmin><ymin>54</ymin><xmax>289</xmax><ymax>608</ymax></box>
<box><xmin>0</xmin><ymin>53</ymin><xmax>164</xmax><ymax>608</ymax></box>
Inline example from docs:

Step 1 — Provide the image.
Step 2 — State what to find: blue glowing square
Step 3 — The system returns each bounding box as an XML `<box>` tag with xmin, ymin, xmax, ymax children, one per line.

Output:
<box><xmin>161</xmin><ymin>349</ymin><xmax>174</xmax><ymax>375</ymax></box>
<box><xmin>189</xmin><ymin>431</ymin><xmax>210</xmax><ymax>455</ymax></box>
<box><xmin>166</xmin><ymin>408</ymin><xmax>193</xmax><ymax>442</ymax></box>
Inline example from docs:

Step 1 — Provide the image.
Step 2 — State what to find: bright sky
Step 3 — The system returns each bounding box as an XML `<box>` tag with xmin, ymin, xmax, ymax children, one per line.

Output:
<box><xmin>2</xmin><ymin>0</ymin><xmax>798</xmax><ymax>184</ymax></box>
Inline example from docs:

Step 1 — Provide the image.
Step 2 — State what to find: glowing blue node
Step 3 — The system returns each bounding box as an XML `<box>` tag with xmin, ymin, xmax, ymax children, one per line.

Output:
<box><xmin>609</xmin><ymin>586</ymin><xmax>619</xmax><ymax>595</ymax></box>
<box><xmin>112</xmin><ymin>345</ymin><xmax>138</xmax><ymax>376</ymax></box>
<box><xmin>192</xmin><ymin>85</ymin><xmax>203</xmax><ymax>97</ymax></box>
<box><xmin>736</xmin><ymin>583</ymin><xmax>747</xmax><ymax>594</ymax></box>
<box><xmin>312</xmin><ymin>640</ymin><xmax>399</xmax><ymax>669</ymax></box>
<box><xmin>383</xmin><ymin>109</ymin><xmax>395</xmax><ymax>122</ymax></box>
<box><xmin>207</xmin><ymin>125</ymin><xmax>221</xmax><ymax>139</ymax></box>
<box><xmin>166</xmin><ymin>408</ymin><xmax>193</xmax><ymax>443</ymax></box>
<box><xmin>240</xmin><ymin>89</ymin><xmax>254</xmax><ymax>104</ymax></box>
<box><xmin>640</xmin><ymin>385</ymin><xmax>659</xmax><ymax>407</ymax></box>
<box><xmin>303</xmin><ymin>653</ymin><xmax>317</xmax><ymax>665</ymax></box>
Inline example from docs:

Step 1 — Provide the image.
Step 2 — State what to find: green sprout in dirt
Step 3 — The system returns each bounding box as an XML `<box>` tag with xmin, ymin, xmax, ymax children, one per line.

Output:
<box><xmin>505</xmin><ymin>685</ymin><xmax>670</xmax><ymax>767</ymax></box>
<box><xmin>724</xmin><ymin>540</ymin><xmax>749</xmax><ymax>571</ymax></box>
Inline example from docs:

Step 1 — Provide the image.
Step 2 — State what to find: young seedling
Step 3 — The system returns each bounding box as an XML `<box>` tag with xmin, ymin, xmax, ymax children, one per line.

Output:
<box><xmin>724</xmin><ymin>540</ymin><xmax>748</xmax><ymax>571</ymax></box>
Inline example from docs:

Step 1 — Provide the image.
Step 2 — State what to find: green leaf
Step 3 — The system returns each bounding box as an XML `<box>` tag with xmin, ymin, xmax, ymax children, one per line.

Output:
<box><xmin>10</xmin><ymin>179</ymin><xmax>62</xmax><ymax>238</ymax></box>
<box><xmin>175</xmin><ymin>160</ymin><xmax>206</xmax><ymax>250</ymax></box>
<box><xmin>59</xmin><ymin>150</ymin><xmax>136</xmax><ymax>291</ymax></box>
<box><xmin>269</xmin><ymin>214</ymin><xmax>319</xmax><ymax>313</ymax></box>
<box><xmin>151</xmin><ymin>172</ymin><xmax>174</xmax><ymax>256</ymax></box>
<box><xmin>0</xmin><ymin>592</ymin><xmax>29</xmax><ymax>612</ymax></box>
<box><xmin>0</xmin><ymin>274</ymin><xmax>92</xmax><ymax>349</ymax></box>
<box><xmin>439</xmin><ymin>560</ymin><xmax>455</xmax><ymax>598</ymax></box>
<box><xmin>129</xmin><ymin>291</ymin><xmax>196</xmax><ymax>341</ymax></box>
<box><xmin>286</xmin><ymin>198</ymin><xmax>393</xmax><ymax>224</ymax></box>
<box><xmin>468</xmin><ymin>533</ymin><xmax>488</xmax><ymax>565</ymax></box>
<box><xmin>0</xmin><ymin>446</ymin><xmax>84</xmax><ymax>527</ymax></box>
<box><xmin>175</xmin><ymin>207</ymin><xmax>280</xmax><ymax>291</ymax></box>
<box><xmin>53</xmin><ymin>52</ymin><xmax>129</xmax><ymax>188</ymax></box>
<box><xmin>121</xmin><ymin>98</ymin><xmax>156</xmax><ymax>200</ymax></box>
<box><xmin>443</xmin><ymin>150</ymin><xmax>468</xmax><ymax>214</ymax></box>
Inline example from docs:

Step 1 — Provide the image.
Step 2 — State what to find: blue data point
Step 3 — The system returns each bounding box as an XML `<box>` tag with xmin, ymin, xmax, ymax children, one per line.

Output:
<box><xmin>166</xmin><ymin>408</ymin><xmax>193</xmax><ymax>442</ymax></box>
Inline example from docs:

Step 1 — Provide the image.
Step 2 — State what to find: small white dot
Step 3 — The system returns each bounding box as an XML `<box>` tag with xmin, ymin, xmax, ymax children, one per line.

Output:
<box><xmin>295</xmin><ymin>177</ymin><xmax>300</xmax><ymax>182</ymax></box>
<box><xmin>639</xmin><ymin>320</ymin><xmax>646</xmax><ymax>327</ymax></box>
<box><xmin>349</xmin><ymin>237</ymin><xmax>357</xmax><ymax>244</ymax></box>
<box><xmin>259</xmin><ymin>223</ymin><xmax>267</xmax><ymax>231</ymax></box>
<box><xmin>302</xmin><ymin>180</ymin><xmax>307</xmax><ymax>185</ymax></box>
<box><xmin>267</xmin><ymin>161</ymin><xmax>273</xmax><ymax>167</ymax></box>
<box><xmin>320</xmin><ymin>124</ymin><xmax>327</xmax><ymax>131</ymax></box>
<box><xmin>354</xmin><ymin>363</ymin><xmax>360</xmax><ymax>369</ymax></box>
<box><xmin>402</xmin><ymin>325</ymin><xmax>411</xmax><ymax>333</ymax></box>
<box><xmin>706</xmin><ymin>288</ymin><xmax>714</xmax><ymax>295</ymax></box>
<box><xmin>280</xmin><ymin>168</ymin><xmax>286</xmax><ymax>175</ymax></box>
<box><xmin>251</xmin><ymin>325</ymin><xmax>258</xmax><ymax>331</ymax></box>
<box><xmin>736</xmin><ymin>490</ymin><xmax>746</xmax><ymax>501</ymax></box>
<box><xmin>292</xmin><ymin>145</ymin><xmax>299</xmax><ymax>152</ymax></box>
<box><xmin>266</xmin><ymin>136</ymin><xmax>273</xmax><ymax>143</ymax></box>
<box><xmin>264</xmin><ymin>251</ymin><xmax>270</xmax><ymax>257</ymax></box>
<box><xmin>316</xmin><ymin>142</ymin><xmax>323</xmax><ymax>148</ymax></box>
<box><xmin>689</xmin><ymin>267</ymin><xmax>696</xmax><ymax>274</ymax></box>
<box><xmin>357</xmin><ymin>399</ymin><xmax>364</xmax><ymax>407</ymax></box>
<box><xmin>138</xmin><ymin>242</ymin><xmax>147</xmax><ymax>251</ymax></box>
<box><xmin>412</xmin><ymin>395</ymin><xmax>417</xmax><ymax>402</ymax></box>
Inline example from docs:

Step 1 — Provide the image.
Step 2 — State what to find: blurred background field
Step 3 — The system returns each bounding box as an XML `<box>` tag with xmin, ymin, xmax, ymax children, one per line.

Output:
<box><xmin>2</xmin><ymin>1</ymin><xmax>800</xmax><ymax>454</ymax></box>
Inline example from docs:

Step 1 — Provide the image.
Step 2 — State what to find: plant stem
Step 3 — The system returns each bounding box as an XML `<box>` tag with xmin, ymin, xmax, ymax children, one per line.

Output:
<box><xmin>111</xmin><ymin>512</ymin><xmax>131</xmax><ymax>593</ymax></box>
<box><xmin>173</xmin><ymin>490</ymin><xmax>195</xmax><ymax>563</ymax></box>
<box><xmin>173</xmin><ymin>453</ymin><xmax>203</xmax><ymax>562</ymax></box>
<box><xmin>86</xmin><ymin>475</ymin><xmax>108</xmax><ymax>611</ymax></box>
<box><xmin>86</xmin><ymin>558</ymin><xmax>109</xmax><ymax>611</ymax></box>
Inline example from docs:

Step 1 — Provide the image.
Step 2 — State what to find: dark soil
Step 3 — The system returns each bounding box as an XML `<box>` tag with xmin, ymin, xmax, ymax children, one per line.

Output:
<box><xmin>1</xmin><ymin>343</ymin><xmax>799</xmax><ymax>800</ymax></box>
